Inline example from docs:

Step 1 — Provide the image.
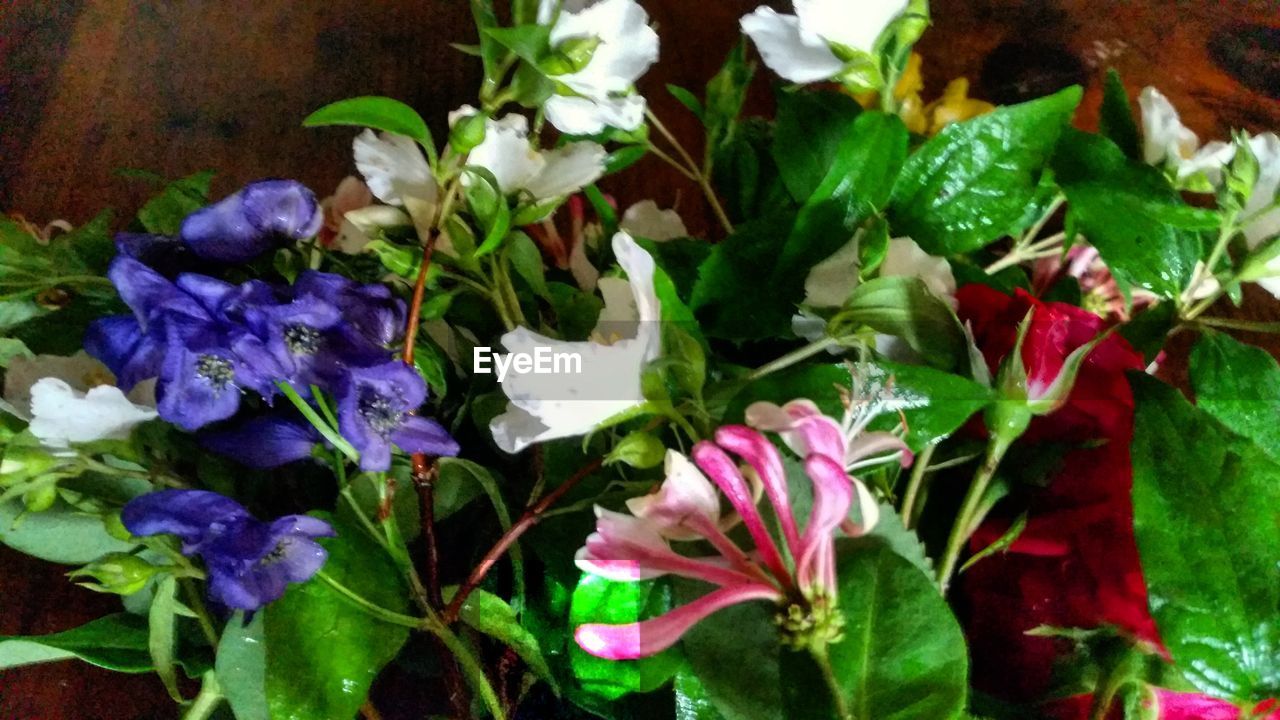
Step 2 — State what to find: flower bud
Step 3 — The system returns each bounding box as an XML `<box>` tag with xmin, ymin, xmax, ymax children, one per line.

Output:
<box><xmin>449</xmin><ymin>112</ymin><xmax>489</xmax><ymax>154</ymax></box>
<box><xmin>544</xmin><ymin>36</ymin><xmax>601</xmax><ymax>76</ymax></box>
<box><xmin>23</xmin><ymin>483</ymin><xmax>59</xmax><ymax>513</ymax></box>
<box><xmin>68</xmin><ymin>553</ymin><xmax>162</xmax><ymax>596</ymax></box>
<box><xmin>605</xmin><ymin>431</ymin><xmax>666</xmax><ymax>470</ymax></box>
<box><xmin>0</xmin><ymin>446</ymin><xmax>62</xmax><ymax>486</ymax></box>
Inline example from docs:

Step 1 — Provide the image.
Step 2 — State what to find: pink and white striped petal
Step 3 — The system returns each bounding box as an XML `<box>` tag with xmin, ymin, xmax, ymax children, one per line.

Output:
<box><xmin>575</xmin><ymin>583</ymin><xmax>782</xmax><ymax>660</ymax></box>
<box><xmin>714</xmin><ymin>426</ymin><xmax>802</xmax><ymax>555</ymax></box>
<box><xmin>692</xmin><ymin>441</ymin><xmax>793</xmax><ymax>588</ymax></box>
<box><xmin>626</xmin><ymin>450</ymin><xmax>723</xmax><ymax>541</ymax></box>
<box><xmin>795</xmin><ymin>454</ymin><xmax>854</xmax><ymax>590</ymax></box>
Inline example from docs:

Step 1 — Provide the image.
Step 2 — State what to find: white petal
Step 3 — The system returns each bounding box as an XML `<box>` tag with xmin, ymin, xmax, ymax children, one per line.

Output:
<box><xmin>466</xmin><ymin>114</ymin><xmax>545</xmax><ymax>194</ymax></box>
<box><xmin>1243</xmin><ymin>133</ymin><xmax>1280</xmax><ymax>247</ymax></box>
<box><xmin>1138</xmin><ymin>87</ymin><xmax>1200</xmax><ymax>168</ymax></box>
<box><xmin>545</xmin><ymin>93</ymin><xmax>646</xmax><ymax>135</ymax></box>
<box><xmin>551</xmin><ymin>0</ymin><xmax>658</xmax><ymax>98</ymax></box>
<box><xmin>791</xmin><ymin>311</ymin><xmax>829</xmax><ymax>345</ymax></box>
<box><xmin>620</xmin><ymin>201</ymin><xmax>688</xmax><ymax>242</ymax></box>
<box><xmin>803</xmin><ymin>236</ymin><xmax>861</xmax><ymax>308</ymax></box>
<box><xmin>3</xmin><ymin>353</ymin><xmax>115</xmax><ymax>418</ymax></box>
<box><xmin>525</xmin><ymin>142</ymin><xmax>607</xmax><ymax>199</ymax></box>
<box><xmin>795</xmin><ymin>0</ymin><xmax>907</xmax><ymax>55</ymax></box>
<box><xmin>880</xmin><ymin>237</ymin><xmax>956</xmax><ymax>303</ymax></box>
<box><xmin>352</xmin><ymin>130</ymin><xmax>437</xmax><ymax>209</ymax></box>
<box><xmin>28</xmin><ymin>378</ymin><xmax>157</xmax><ymax>448</ymax></box>
<box><xmin>740</xmin><ymin>7</ymin><xmax>846</xmax><ymax>84</ymax></box>
<box><xmin>1178</xmin><ymin>140</ymin><xmax>1235</xmax><ymax>187</ymax></box>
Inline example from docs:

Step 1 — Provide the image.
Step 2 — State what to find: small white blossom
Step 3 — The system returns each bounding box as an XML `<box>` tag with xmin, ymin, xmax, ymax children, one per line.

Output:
<box><xmin>619</xmin><ymin>201</ymin><xmax>687</xmax><ymax>242</ymax></box>
<box><xmin>1138</xmin><ymin>87</ymin><xmax>1234</xmax><ymax>186</ymax></box>
<box><xmin>26</xmin><ymin>379</ymin><xmax>157</xmax><ymax>449</ymax></box>
<box><xmin>352</xmin><ymin>129</ymin><xmax>442</xmax><ymax>249</ymax></box>
<box><xmin>451</xmin><ymin>107</ymin><xmax>606</xmax><ymax>199</ymax></box>
<box><xmin>490</xmin><ymin>233</ymin><xmax>661</xmax><ymax>453</ymax></box>
<box><xmin>741</xmin><ymin>0</ymin><xmax>908</xmax><ymax>84</ymax></box>
<box><xmin>543</xmin><ymin>0</ymin><xmax>659</xmax><ymax>135</ymax></box>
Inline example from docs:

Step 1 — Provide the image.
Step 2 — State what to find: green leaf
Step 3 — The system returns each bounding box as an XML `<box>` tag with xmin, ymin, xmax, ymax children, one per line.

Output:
<box><xmin>838</xmin><ymin>276</ymin><xmax>968</xmax><ymax>371</ymax></box>
<box><xmin>675</xmin><ymin>670</ymin><xmax>728</xmax><ymax>720</ymax></box>
<box><xmin>704</xmin><ymin>41</ymin><xmax>755</xmax><ymax>158</ymax></box>
<box><xmin>1099</xmin><ymin>69</ymin><xmax>1141</xmax><ymax>160</ymax></box>
<box><xmin>890</xmin><ymin>86</ymin><xmax>1082</xmax><ymax>254</ymax></box>
<box><xmin>772</xmin><ymin>90</ymin><xmax>864</xmax><ymax>202</ymax></box>
<box><xmin>438</xmin><ymin>458</ymin><xmax>522</xmax><ymax>606</ymax></box>
<box><xmin>483</xmin><ymin>24</ymin><xmax>552</xmax><ymax>68</ymax></box>
<box><xmin>569</xmin><ymin>574</ymin><xmax>681</xmax><ymax>700</ymax></box>
<box><xmin>264</xmin><ymin>514</ymin><xmax>411</xmax><ymax>720</ymax></box>
<box><xmin>1189</xmin><ymin>332</ymin><xmax>1280</xmax><ymax>462</ymax></box>
<box><xmin>465</xmin><ymin>166</ymin><xmax>514</xmax><ymax>256</ymax></box>
<box><xmin>678</xmin><ymin>585</ymin><xmax>785</xmax><ymax>720</ymax></box>
<box><xmin>303</xmin><ymin>96</ymin><xmax>431</xmax><ymax>145</ymax></box>
<box><xmin>148</xmin><ymin>575</ymin><xmax>183</xmax><ymax>701</ymax></box>
<box><xmin>506</xmin><ymin>230</ymin><xmax>550</xmax><ymax>298</ymax></box>
<box><xmin>457</xmin><ymin>588</ymin><xmax>557</xmax><ymax>691</ymax></box>
<box><xmin>137</xmin><ymin>171</ymin><xmax>215</xmax><ymax>235</ymax></box>
<box><xmin>667</xmin><ymin>84</ymin><xmax>704</xmax><ymax>119</ymax></box>
<box><xmin>1053</xmin><ymin>129</ymin><xmax>1202</xmax><ymax>296</ymax></box>
<box><xmin>1130</xmin><ymin>374</ymin><xmax>1280</xmax><ymax>703</ymax></box>
<box><xmin>780</xmin><ymin>539</ymin><xmax>969</xmax><ymax>720</ymax></box>
<box><xmin>470</xmin><ymin>0</ymin><xmax>507</xmax><ymax>95</ymax></box>
<box><xmin>0</xmin><ymin>613</ymin><xmax>152</xmax><ymax>673</ymax></box>
<box><xmin>217</xmin><ymin>612</ymin><xmax>269</xmax><ymax>720</ymax></box>
<box><xmin>0</xmin><ymin>499</ymin><xmax>137</xmax><ymax>564</ymax></box>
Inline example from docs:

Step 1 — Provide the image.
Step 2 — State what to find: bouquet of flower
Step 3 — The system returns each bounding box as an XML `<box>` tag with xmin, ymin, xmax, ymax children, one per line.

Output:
<box><xmin>3</xmin><ymin>1</ymin><xmax>1279</xmax><ymax>718</ymax></box>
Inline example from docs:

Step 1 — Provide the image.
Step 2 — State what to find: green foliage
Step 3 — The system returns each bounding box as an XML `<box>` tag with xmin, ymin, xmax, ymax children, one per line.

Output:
<box><xmin>835</xmin><ymin>276</ymin><xmax>967</xmax><ymax>371</ymax></box>
<box><xmin>217</xmin><ymin>613</ymin><xmax>269</xmax><ymax>720</ymax></box>
<box><xmin>136</xmin><ymin>171</ymin><xmax>215</xmax><ymax>235</ymax></box>
<box><xmin>890</xmin><ymin>87</ymin><xmax>1082</xmax><ymax>254</ymax></box>
<box><xmin>264</xmin><ymin>514</ymin><xmax>411</xmax><ymax>720</ymax></box>
<box><xmin>703</xmin><ymin>41</ymin><xmax>756</xmax><ymax>164</ymax></box>
<box><xmin>1099</xmin><ymin>69</ymin><xmax>1141</xmax><ymax>161</ymax></box>
<box><xmin>303</xmin><ymin>96</ymin><xmax>432</xmax><ymax>146</ymax></box>
<box><xmin>1189</xmin><ymin>332</ymin><xmax>1280</xmax><ymax>461</ymax></box>
<box><xmin>569</xmin><ymin>574</ymin><xmax>682</xmax><ymax>701</ymax></box>
<box><xmin>0</xmin><ymin>614</ymin><xmax>153</xmax><ymax>673</ymax></box>
<box><xmin>1130</xmin><ymin>375</ymin><xmax>1280</xmax><ymax>703</ymax></box>
<box><xmin>0</xmin><ymin>497</ymin><xmax>137</xmax><ymax>564</ymax></box>
<box><xmin>772</xmin><ymin>90</ymin><xmax>864</xmax><ymax>202</ymax></box>
<box><xmin>457</xmin><ymin>587</ymin><xmax>557</xmax><ymax>690</ymax></box>
<box><xmin>1053</xmin><ymin>129</ymin><xmax>1213</xmax><ymax>297</ymax></box>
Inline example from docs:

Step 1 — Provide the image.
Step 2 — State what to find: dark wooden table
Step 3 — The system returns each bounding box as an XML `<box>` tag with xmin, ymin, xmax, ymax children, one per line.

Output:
<box><xmin>1</xmin><ymin>2</ymin><xmax>1277</xmax><ymax>718</ymax></box>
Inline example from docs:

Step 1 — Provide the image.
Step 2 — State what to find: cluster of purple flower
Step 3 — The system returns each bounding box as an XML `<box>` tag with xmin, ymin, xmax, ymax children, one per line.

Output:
<box><xmin>87</xmin><ymin>179</ymin><xmax>458</xmax><ymax>471</ymax></box>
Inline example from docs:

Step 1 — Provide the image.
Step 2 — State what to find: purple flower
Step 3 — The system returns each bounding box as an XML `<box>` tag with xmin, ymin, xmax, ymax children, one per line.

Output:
<box><xmin>122</xmin><ymin>489</ymin><xmax>334</xmax><ymax>611</ymax></box>
<box><xmin>201</xmin><ymin>414</ymin><xmax>322</xmax><ymax>468</ymax></box>
<box><xmin>295</xmin><ymin>271</ymin><xmax>406</xmax><ymax>360</ymax></box>
<box><xmin>156</xmin><ymin>322</ymin><xmax>255</xmax><ymax>431</ymax></box>
<box><xmin>241</xmin><ymin>292</ymin><xmax>343</xmax><ymax>391</ymax></box>
<box><xmin>181</xmin><ymin>180</ymin><xmax>323</xmax><ymax>263</ymax></box>
<box><xmin>336</xmin><ymin>361</ymin><xmax>459</xmax><ymax>471</ymax></box>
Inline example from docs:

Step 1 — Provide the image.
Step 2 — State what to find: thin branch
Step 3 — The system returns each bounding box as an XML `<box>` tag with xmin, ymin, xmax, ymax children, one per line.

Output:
<box><xmin>443</xmin><ymin>457</ymin><xmax>605</xmax><ymax>624</ymax></box>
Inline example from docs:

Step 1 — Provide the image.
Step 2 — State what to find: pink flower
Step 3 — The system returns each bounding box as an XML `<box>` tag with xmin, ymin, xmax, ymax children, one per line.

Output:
<box><xmin>1046</xmin><ymin>689</ymin><xmax>1280</xmax><ymax>720</ymax></box>
<box><xmin>574</xmin><ymin>415</ymin><xmax>876</xmax><ymax>660</ymax></box>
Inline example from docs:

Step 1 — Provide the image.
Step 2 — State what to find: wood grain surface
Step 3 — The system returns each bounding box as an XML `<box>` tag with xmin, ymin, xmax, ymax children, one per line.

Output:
<box><xmin>1</xmin><ymin>1</ymin><xmax>1278</xmax><ymax>718</ymax></box>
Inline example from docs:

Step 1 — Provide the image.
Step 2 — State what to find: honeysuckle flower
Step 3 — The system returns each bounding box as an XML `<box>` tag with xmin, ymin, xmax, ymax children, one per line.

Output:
<box><xmin>25</xmin><ymin>378</ymin><xmax>157</xmax><ymax>450</ymax></box>
<box><xmin>353</xmin><ymin>129</ymin><xmax>441</xmax><ymax>246</ymax></box>
<box><xmin>489</xmin><ymin>232</ymin><xmax>659</xmax><ymax>454</ymax></box>
<box><xmin>741</xmin><ymin>0</ymin><xmax>908</xmax><ymax>85</ymax></box>
<box><xmin>542</xmin><ymin>0</ymin><xmax>659</xmax><ymax>135</ymax></box>
<box><xmin>619</xmin><ymin>200</ymin><xmax>688</xmax><ymax>242</ymax></box>
<box><xmin>180</xmin><ymin>179</ymin><xmax>324</xmax><ymax>263</ymax></box>
<box><xmin>335</xmin><ymin>360</ymin><xmax>459</xmax><ymax>472</ymax></box>
<box><xmin>122</xmin><ymin>490</ymin><xmax>335</xmax><ymax>610</ymax></box>
<box><xmin>1033</xmin><ymin>245</ymin><xmax>1158</xmax><ymax>322</ymax></box>
<box><xmin>450</xmin><ymin>106</ymin><xmax>606</xmax><ymax>200</ymax></box>
<box><xmin>574</xmin><ymin>420</ymin><xmax>863</xmax><ymax>660</ymax></box>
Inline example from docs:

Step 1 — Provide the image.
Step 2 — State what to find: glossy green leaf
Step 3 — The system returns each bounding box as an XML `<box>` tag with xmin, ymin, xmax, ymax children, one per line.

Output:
<box><xmin>465</xmin><ymin>166</ymin><xmax>514</xmax><ymax>256</ymax></box>
<box><xmin>0</xmin><ymin>499</ymin><xmax>137</xmax><ymax>565</ymax></box>
<box><xmin>217</xmin><ymin>612</ymin><xmax>269</xmax><ymax>720</ymax></box>
<box><xmin>703</xmin><ymin>41</ymin><xmax>755</xmax><ymax>158</ymax></box>
<box><xmin>303</xmin><ymin>96</ymin><xmax>430</xmax><ymax>144</ymax></box>
<box><xmin>264</xmin><ymin>514</ymin><xmax>411</xmax><ymax>720</ymax></box>
<box><xmin>675</xmin><ymin>670</ymin><xmax>728</xmax><ymax>720</ymax></box>
<box><xmin>0</xmin><ymin>613</ymin><xmax>152</xmax><ymax>673</ymax></box>
<box><xmin>506</xmin><ymin>230</ymin><xmax>550</xmax><ymax>298</ymax></box>
<box><xmin>679</xmin><ymin>585</ymin><xmax>785</xmax><ymax>720</ymax></box>
<box><xmin>1099</xmin><ymin>69</ymin><xmax>1140</xmax><ymax>160</ymax></box>
<box><xmin>1130</xmin><ymin>375</ymin><xmax>1280</xmax><ymax>703</ymax></box>
<box><xmin>137</xmin><ymin>171</ymin><xmax>215</xmax><ymax>235</ymax></box>
<box><xmin>890</xmin><ymin>87</ymin><xmax>1082</xmax><ymax>254</ymax></box>
<box><xmin>1189</xmin><ymin>332</ymin><xmax>1280</xmax><ymax>462</ymax></box>
<box><xmin>457</xmin><ymin>588</ymin><xmax>557</xmax><ymax>690</ymax></box>
<box><xmin>772</xmin><ymin>90</ymin><xmax>863</xmax><ymax>201</ymax></box>
<box><xmin>780</xmin><ymin>539</ymin><xmax>969</xmax><ymax>720</ymax></box>
<box><xmin>1053</xmin><ymin>129</ymin><xmax>1203</xmax><ymax>297</ymax></box>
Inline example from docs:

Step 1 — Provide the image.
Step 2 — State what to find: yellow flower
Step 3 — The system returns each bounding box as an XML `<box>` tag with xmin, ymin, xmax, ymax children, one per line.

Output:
<box><xmin>926</xmin><ymin>77</ymin><xmax>996</xmax><ymax>134</ymax></box>
<box><xmin>851</xmin><ymin>53</ymin><xmax>993</xmax><ymax>136</ymax></box>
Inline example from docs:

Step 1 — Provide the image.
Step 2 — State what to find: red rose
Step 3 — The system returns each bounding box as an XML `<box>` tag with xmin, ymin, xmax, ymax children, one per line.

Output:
<box><xmin>955</xmin><ymin>285</ymin><xmax>1161</xmax><ymax>701</ymax></box>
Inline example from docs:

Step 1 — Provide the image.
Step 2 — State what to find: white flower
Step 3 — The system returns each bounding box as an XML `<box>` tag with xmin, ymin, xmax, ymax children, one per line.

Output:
<box><xmin>619</xmin><ymin>201</ymin><xmax>687</xmax><ymax>242</ymax></box>
<box><xmin>26</xmin><ymin>379</ymin><xmax>157</xmax><ymax>449</ymax></box>
<box><xmin>1242</xmin><ymin>133</ymin><xmax>1280</xmax><ymax>298</ymax></box>
<box><xmin>352</xmin><ymin>130</ymin><xmax>442</xmax><ymax>248</ymax></box>
<box><xmin>740</xmin><ymin>0</ymin><xmax>908</xmax><ymax>84</ymax></box>
<box><xmin>881</xmin><ymin>237</ymin><xmax>956</xmax><ymax>302</ymax></box>
<box><xmin>544</xmin><ymin>0</ymin><xmax>659</xmax><ymax>135</ymax></box>
<box><xmin>451</xmin><ymin>107</ymin><xmax>606</xmax><ymax>199</ymax></box>
<box><xmin>1138</xmin><ymin>87</ymin><xmax>1234</xmax><ymax>186</ymax></box>
<box><xmin>490</xmin><ymin>232</ymin><xmax>661</xmax><ymax>453</ymax></box>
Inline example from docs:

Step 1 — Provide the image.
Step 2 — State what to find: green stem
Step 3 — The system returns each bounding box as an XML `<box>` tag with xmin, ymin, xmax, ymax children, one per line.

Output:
<box><xmin>899</xmin><ymin>442</ymin><xmax>936</xmax><ymax>531</ymax></box>
<box><xmin>180</xmin><ymin>671</ymin><xmax>223</xmax><ymax>720</ymax></box>
<box><xmin>749</xmin><ymin>336</ymin><xmax>841</xmax><ymax>381</ymax></box>
<box><xmin>1181</xmin><ymin>211</ymin><xmax>1240</xmax><ymax>320</ymax></box>
<box><xmin>427</xmin><ymin>618</ymin><xmax>507</xmax><ymax>720</ymax></box>
<box><xmin>1194</xmin><ymin>316</ymin><xmax>1280</xmax><ymax>333</ymax></box>
<box><xmin>811</xmin><ymin>645</ymin><xmax>854</xmax><ymax>720</ymax></box>
<box><xmin>180</xmin><ymin>578</ymin><xmax>221</xmax><ymax>650</ymax></box>
<box><xmin>277</xmin><ymin>382</ymin><xmax>359</xmax><ymax>462</ymax></box>
<box><xmin>645</xmin><ymin>108</ymin><xmax>735</xmax><ymax>235</ymax></box>
<box><xmin>936</xmin><ymin>437</ymin><xmax>1013</xmax><ymax>593</ymax></box>
<box><xmin>315</xmin><ymin>571</ymin><xmax>428</xmax><ymax>629</ymax></box>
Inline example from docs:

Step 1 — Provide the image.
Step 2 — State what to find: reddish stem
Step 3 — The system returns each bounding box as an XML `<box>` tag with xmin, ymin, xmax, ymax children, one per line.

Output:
<box><xmin>443</xmin><ymin>457</ymin><xmax>604</xmax><ymax>624</ymax></box>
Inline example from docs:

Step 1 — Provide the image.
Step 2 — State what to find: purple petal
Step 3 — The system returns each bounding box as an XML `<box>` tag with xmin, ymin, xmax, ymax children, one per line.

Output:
<box><xmin>240</xmin><ymin>180</ymin><xmax>324</xmax><ymax>239</ymax></box>
<box><xmin>201</xmin><ymin>416</ymin><xmax>321</xmax><ymax>468</ymax></box>
<box><xmin>273</xmin><ymin>535</ymin><xmax>329</xmax><ymax>582</ymax></box>
<box><xmin>181</xmin><ymin>180</ymin><xmax>321</xmax><ymax>263</ymax></box>
<box><xmin>108</xmin><ymin>256</ymin><xmax>208</xmax><ymax>327</ymax></box>
<box><xmin>121</xmin><ymin>490</ymin><xmax>249</xmax><ymax>548</ymax></box>
<box><xmin>269</xmin><ymin>514</ymin><xmax>336</xmax><ymax>540</ymax></box>
<box><xmin>156</xmin><ymin>341</ymin><xmax>244</xmax><ymax>431</ymax></box>
<box><xmin>84</xmin><ymin>316</ymin><xmax>164</xmax><ymax>390</ymax></box>
<box><xmin>390</xmin><ymin>415</ymin><xmax>460</xmax><ymax>458</ymax></box>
